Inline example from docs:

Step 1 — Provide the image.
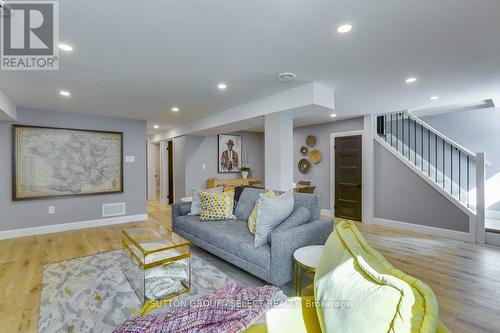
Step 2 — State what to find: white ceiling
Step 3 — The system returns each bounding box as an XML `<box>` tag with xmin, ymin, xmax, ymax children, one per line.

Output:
<box><xmin>1</xmin><ymin>0</ymin><xmax>500</xmax><ymax>134</ymax></box>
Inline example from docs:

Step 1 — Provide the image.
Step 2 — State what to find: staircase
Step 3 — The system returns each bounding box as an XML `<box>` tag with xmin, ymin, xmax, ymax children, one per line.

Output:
<box><xmin>375</xmin><ymin>111</ymin><xmax>486</xmax><ymax>219</ymax></box>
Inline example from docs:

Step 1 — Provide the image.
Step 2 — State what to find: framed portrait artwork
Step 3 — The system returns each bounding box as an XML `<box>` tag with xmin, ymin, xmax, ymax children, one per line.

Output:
<box><xmin>218</xmin><ymin>134</ymin><xmax>242</xmax><ymax>173</ymax></box>
<box><xmin>12</xmin><ymin>125</ymin><xmax>123</xmax><ymax>201</ymax></box>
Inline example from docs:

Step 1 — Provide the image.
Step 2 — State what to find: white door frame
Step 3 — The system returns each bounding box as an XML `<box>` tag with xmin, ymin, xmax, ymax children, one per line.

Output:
<box><xmin>160</xmin><ymin>140</ymin><xmax>168</xmax><ymax>205</ymax></box>
<box><xmin>330</xmin><ymin>129</ymin><xmax>368</xmax><ymax>223</ymax></box>
<box><xmin>147</xmin><ymin>140</ymin><xmax>159</xmax><ymax>201</ymax></box>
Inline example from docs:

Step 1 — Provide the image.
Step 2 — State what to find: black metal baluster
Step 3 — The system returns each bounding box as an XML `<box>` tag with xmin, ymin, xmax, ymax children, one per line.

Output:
<box><xmin>442</xmin><ymin>139</ymin><xmax>445</xmax><ymax>189</ymax></box>
<box><xmin>467</xmin><ymin>155</ymin><xmax>470</xmax><ymax>208</ymax></box>
<box><xmin>459</xmin><ymin>150</ymin><xmax>462</xmax><ymax>202</ymax></box>
<box><xmin>450</xmin><ymin>145</ymin><xmax>453</xmax><ymax>196</ymax></box>
<box><xmin>421</xmin><ymin>123</ymin><xmax>424</xmax><ymax>170</ymax></box>
<box><xmin>427</xmin><ymin>128</ymin><xmax>431</xmax><ymax>177</ymax></box>
<box><xmin>414</xmin><ymin>118</ymin><xmax>417</xmax><ymax>165</ymax></box>
<box><xmin>434</xmin><ymin>134</ymin><xmax>437</xmax><ymax>183</ymax></box>
<box><xmin>408</xmin><ymin>115</ymin><xmax>411</xmax><ymax>159</ymax></box>
<box><xmin>390</xmin><ymin>114</ymin><xmax>393</xmax><ymax>147</ymax></box>
<box><xmin>402</xmin><ymin>113</ymin><xmax>405</xmax><ymax>156</ymax></box>
<box><xmin>396</xmin><ymin>113</ymin><xmax>399</xmax><ymax>151</ymax></box>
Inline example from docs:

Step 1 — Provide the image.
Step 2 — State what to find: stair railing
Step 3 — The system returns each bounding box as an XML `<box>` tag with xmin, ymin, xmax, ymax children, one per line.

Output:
<box><xmin>376</xmin><ymin>111</ymin><xmax>478</xmax><ymax>212</ymax></box>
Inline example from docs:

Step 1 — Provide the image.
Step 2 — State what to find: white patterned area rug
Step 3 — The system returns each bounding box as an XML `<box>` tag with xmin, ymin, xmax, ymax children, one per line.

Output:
<box><xmin>38</xmin><ymin>250</ymin><xmax>233</xmax><ymax>333</ymax></box>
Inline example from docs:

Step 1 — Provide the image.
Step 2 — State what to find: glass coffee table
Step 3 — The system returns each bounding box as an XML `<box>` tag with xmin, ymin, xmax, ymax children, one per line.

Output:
<box><xmin>122</xmin><ymin>225</ymin><xmax>191</xmax><ymax>312</ymax></box>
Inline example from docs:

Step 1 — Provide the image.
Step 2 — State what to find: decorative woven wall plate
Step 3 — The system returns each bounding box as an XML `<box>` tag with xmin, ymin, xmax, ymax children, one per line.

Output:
<box><xmin>309</xmin><ymin>148</ymin><xmax>323</xmax><ymax>164</ymax></box>
<box><xmin>305</xmin><ymin>135</ymin><xmax>317</xmax><ymax>147</ymax></box>
<box><xmin>300</xmin><ymin>146</ymin><xmax>308</xmax><ymax>156</ymax></box>
<box><xmin>298</xmin><ymin>159</ymin><xmax>311</xmax><ymax>174</ymax></box>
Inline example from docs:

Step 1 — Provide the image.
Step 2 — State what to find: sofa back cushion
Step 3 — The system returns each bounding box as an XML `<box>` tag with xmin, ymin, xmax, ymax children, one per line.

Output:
<box><xmin>236</xmin><ymin>188</ymin><xmax>321</xmax><ymax>222</ymax></box>
<box><xmin>235</xmin><ymin>187</ymin><xmax>266</xmax><ymax>221</ymax></box>
<box><xmin>268</xmin><ymin>207</ymin><xmax>311</xmax><ymax>243</ymax></box>
<box><xmin>314</xmin><ymin>221</ymin><xmax>440</xmax><ymax>333</ymax></box>
<box><xmin>292</xmin><ymin>192</ymin><xmax>321</xmax><ymax>221</ymax></box>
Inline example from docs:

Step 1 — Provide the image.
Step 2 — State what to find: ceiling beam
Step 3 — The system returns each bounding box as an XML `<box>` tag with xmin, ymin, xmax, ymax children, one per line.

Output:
<box><xmin>150</xmin><ymin>82</ymin><xmax>334</xmax><ymax>142</ymax></box>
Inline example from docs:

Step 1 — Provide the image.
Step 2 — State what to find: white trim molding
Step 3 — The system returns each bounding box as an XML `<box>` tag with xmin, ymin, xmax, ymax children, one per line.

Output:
<box><xmin>0</xmin><ymin>214</ymin><xmax>148</xmax><ymax>240</ymax></box>
<box><xmin>486</xmin><ymin>231</ymin><xmax>500</xmax><ymax>246</ymax></box>
<box><xmin>372</xmin><ymin>217</ymin><xmax>474</xmax><ymax>242</ymax></box>
<box><xmin>330</xmin><ymin>129</ymin><xmax>368</xmax><ymax>224</ymax></box>
<box><xmin>321</xmin><ymin>209</ymin><xmax>332</xmax><ymax>217</ymax></box>
<box><xmin>374</xmin><ymin>136</ymin><xmax>476</xmax><ymax>217</ymax></box>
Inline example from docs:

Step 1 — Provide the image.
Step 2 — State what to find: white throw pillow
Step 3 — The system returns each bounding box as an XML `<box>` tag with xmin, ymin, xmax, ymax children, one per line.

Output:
<box><xmin>188</xmin><ymin>187</ymin><xmax>223</xmax><ymax>215</ymax></box>
<box><xmin>254</xmin><ymin>190</ymin><xmax>295</xmax><ymax>248</ymax></box>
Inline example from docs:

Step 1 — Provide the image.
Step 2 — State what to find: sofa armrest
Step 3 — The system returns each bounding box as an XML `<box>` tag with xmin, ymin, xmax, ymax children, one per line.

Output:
<box><xmin>269</xmin><ymin>219</ymin><xmax>333</xmax><ymax>286</ymax></box>
<box><xmin>171</xmin><ymin>202</ymin><xmax>192</xmax><ymax>231</ymax></box>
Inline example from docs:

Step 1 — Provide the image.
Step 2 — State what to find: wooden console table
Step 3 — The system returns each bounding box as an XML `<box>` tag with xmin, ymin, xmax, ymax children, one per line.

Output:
<box><xmin>207</xmin><ymin>177</ymin><xmax>259</xmax><ymax>189</ymax></box>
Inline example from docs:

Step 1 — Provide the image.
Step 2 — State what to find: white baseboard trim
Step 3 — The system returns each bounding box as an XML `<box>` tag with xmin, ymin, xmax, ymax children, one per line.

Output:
<box><xmin>486</xmin><ymin>210</ymin><xmax>500</xmax><ymax>219</ymax></box>
<box><xmin>486</xmin><ymin>231</ymin><xmax>500</xmax><ymax>246</ymax></box>
<box><xmin>321</xmin><ymin>209</ymin><xmax>332</xmax><ymax>217</ymax></box>
<box><xmin>0</xmin><ymin>214</ymin><xmax>148</xmax><ymax>240</ymax></box>
<box><xmin>372</xmin><ymin>217</ymin><xmax>474</xmax><ymax>242</ymax></box>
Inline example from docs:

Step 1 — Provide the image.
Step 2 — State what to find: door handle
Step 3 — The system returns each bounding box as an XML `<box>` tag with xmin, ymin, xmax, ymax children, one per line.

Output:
<box><xmin>356</xmin><ymin>184</ymin><xmax>362</xmax><ymax>188</ymax></box>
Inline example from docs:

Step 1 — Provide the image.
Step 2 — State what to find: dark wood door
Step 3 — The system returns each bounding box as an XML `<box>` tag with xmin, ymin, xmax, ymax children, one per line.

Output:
<box><xmin>335</xmin><ymin>135</ymin><xmax>362</xmax><ymax>221</ymax></box>
<box><xmin>167</xmin><ymin>141</ymin><xmax>174</xmax><ymax>204</ymax></box>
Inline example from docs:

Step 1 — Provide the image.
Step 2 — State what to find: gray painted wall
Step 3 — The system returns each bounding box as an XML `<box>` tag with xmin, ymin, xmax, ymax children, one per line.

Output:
<box><xmin>422</xmin><ymin>107</ymin><xmax>500</xmax><ymax>212</ymax></box>
<box><xmin>293</xmin><ymin>118</ymin><xmax>364</xmax><ymax>210</ymax></box>
<box><xmin>374</xmin><ymin>141</ymin><xmax>469</xmax><ymax>232</ymax></box>
<box><xmin>0</xmin><ymin>107</ymin><xmax>147</xmax><ymax>231</ymax></box>
<box><xmin>173</xmin><ymin>131</ymin><xmax>265</xmax><ymax>199</ymax></box>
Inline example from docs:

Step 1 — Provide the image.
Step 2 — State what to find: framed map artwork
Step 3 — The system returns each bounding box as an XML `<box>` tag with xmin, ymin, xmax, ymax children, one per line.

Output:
<box><xmin>13</xmin><ymin>125</ymin><xmax>123</xmax><ymax>201</ymax></box>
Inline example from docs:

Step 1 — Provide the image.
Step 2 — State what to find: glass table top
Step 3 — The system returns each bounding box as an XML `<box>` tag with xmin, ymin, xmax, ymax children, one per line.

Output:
<box><xmin>123</xmin><ymin>225</ymin><xmax>189</xmax><ymax>255</ymax></box>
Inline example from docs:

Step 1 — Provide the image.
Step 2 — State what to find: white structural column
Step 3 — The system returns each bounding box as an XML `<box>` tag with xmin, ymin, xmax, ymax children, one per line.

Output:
<box><xmin>264</xmin><ymin>112</ymin><xmax>294</xmax><ymax>191</ymax></box>
<box><xmin>362</xmin><ymin>114</ymin><xmax>375</xmax><ymax>225</ymax></box>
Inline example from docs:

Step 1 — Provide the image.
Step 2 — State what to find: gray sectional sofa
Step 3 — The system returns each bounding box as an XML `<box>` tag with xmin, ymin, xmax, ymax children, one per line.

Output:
<box><xmin>171</xmin><ymin>188</ymin><xmax>333</xmax><ymax>286</ymax></box>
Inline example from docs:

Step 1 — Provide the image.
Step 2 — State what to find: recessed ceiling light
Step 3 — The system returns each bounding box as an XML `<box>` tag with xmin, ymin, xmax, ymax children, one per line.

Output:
<box><xmin>58</xmin><ymin>43</ymin><xmax>73</xmax><ymax>52</ymax></box>
<box><xmin>330</xmin><ymin>113</ymin><xmax>337</xmax><ymax>118</ymax></box>
<box><xmin>217</xmin><ymin>83</ymin><xmax>228</xmax><ymax>90</ymax></box>
<box><xmin>405</xmin><ymin>77</ymin><xmax>417</xmax><ymax>84</ymax></box>
<box><xmin>430</xmin><ymin>95</ymin><xmax>440</xmax><ymax>100</ymax></box>
<box><xmin>59</xmin><ymin>90</ymin><xmax>71</xmax><ymax>97</ymax></box>
<box><xmin>153</xmin><ymin>125</ymin><xmax>159</xmax><ymax>129</ymax></box>
<box><xmin>171</xmin><ymin>107</ymin><xmax>179</xmax><ymax>112</ymax></box>
<box><xmin>337</xmin><ymin>24</ymin><xmax>352</xmax><ymax>34</ymax></box>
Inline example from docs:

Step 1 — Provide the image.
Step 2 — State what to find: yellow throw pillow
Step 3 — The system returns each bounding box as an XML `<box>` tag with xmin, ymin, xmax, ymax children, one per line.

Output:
<box><xmin>248</xmin><ymin>190</ymin><xmax>275</xmax><ymax>234</ymax></box>
<box><xmin>199</xmin><ymin>190</ymin><xmax>236</xmax><ymax>221</ymax></box>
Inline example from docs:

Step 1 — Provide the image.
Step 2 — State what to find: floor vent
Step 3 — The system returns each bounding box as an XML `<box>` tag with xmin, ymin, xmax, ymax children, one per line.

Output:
<box><xmin>102</xmin><ymin>202</ymin><xmax>126</xmax><ymax>217</ymax></box>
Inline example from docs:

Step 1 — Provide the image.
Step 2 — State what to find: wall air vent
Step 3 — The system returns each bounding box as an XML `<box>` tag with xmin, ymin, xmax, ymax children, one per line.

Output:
<box><xmin>102</xmin><ymin>202</ymin><xmax>126</xmax><ymax>217</ymax></box>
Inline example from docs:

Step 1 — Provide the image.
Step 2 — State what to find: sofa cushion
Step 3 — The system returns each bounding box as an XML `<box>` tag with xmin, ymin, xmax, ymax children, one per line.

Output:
<box><xmin>292</xmin><ymin>192</ymin><xmax>321</xmax><ymax>221</ymax></box>
<box><xmin>179</xmin><ymin>203</ymin><xmax>192</xmax><ymax>216</ymax></box>
<box><xmin>235</xmin><ymin>187</ymin><xmax>266</xmax><ymax>221</ymax></box>
<box><xmin>175</xmin><ymin>215</ymin><xmax>270</xmax><ymax>269</ymax></box>
<box><xmin>189</xmin><ymin>186</ymin><xmax>223</xmax><ymax>215</ymax></box>
<box><xmin>268</xmin><ymin>206</ymin><xmax>311</xmax><ymax>243</ymax></box>
<box><xmin>255</xmin><ymin>190</ymin><xmax>294</xmax><ymax>248</ymax></box>
<box><xmin>314</xmin><ymin>220</ymin><xmax>442</xmax><ymax>333</ymax></box>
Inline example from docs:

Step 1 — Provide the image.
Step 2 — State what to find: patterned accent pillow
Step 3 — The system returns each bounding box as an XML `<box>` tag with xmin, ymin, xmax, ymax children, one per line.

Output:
<box><xmin>199</xmin><ymin>190</ymin><xmax>236</xmax><ymax>221</ymax></box>
<box><xmin>188</xmin><ymin>186</ymin><xmax>223</xmax><ymax>216</ymax></box>
<box><xmin>247</xmin><ymin>191</ymin><xmax>275</xmax><ymax>234</ymax></box>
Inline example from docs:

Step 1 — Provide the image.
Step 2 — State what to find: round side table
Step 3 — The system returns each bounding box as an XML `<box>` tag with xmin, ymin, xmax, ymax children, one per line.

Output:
<box><xmin>293</xmin><ymin>245</ymin><xmax>324</xmax><ymax>296</ymax></box>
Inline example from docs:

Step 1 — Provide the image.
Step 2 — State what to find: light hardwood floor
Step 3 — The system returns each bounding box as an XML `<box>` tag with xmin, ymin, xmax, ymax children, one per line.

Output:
<box><xmin>1</xmin><ymin>201</ymin><xmax>500</xmax><ymax>332</ymax></box>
